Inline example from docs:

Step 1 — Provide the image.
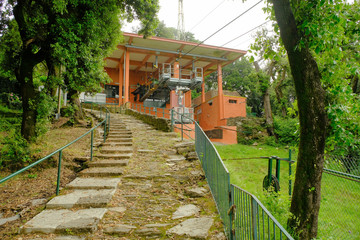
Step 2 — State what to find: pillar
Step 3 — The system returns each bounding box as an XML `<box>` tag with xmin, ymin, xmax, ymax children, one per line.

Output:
<box><xmin>217</xmin><ymin>63</ymin><xmax>224</xmax><ymax>122</ymax></box>
<box><xmin>118</xmin><ymin>62</ymin><xmax>123</xmax><ymax>106</ymax></box>
<box><xmin>124</xmin><ymin>50</ymin><xmax>130</xmax><ymax>103</ymax></box>
<box><xmin>201</xmin><ymin>79</ymin><xmax>205</xmax><ymax>103</ymax></box>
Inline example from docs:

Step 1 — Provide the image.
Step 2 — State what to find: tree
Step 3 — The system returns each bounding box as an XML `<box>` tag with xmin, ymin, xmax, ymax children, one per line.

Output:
<box><xmin>269</xmin><ymin>1</ymin><xmax>328</xmax><ymax>238</ymax></box>
<box><xmin>5</xmin><ymin>0</ymin><xmax>159</xmax><ymax>141</ymax></box>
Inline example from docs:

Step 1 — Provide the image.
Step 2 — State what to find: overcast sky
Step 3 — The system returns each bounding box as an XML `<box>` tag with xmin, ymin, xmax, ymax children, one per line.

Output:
<box><xmin>122</xmin><ymin>0</ymin><xmax>271</xmax><ymax>52</ymax></box>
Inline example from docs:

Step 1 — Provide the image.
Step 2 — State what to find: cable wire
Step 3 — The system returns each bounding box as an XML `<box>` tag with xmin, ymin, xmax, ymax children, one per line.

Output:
<box><xmin>221</xmin><ymin>20</ymin><xmax>271</xmax><ymax>47</ymax></box>
<box><xmin>189</xmin><ymin>0</ymin><xmax>226</xmax><ymax>32</ymax></box>
<box><xmin>180</xmin><ymin>0</ymin><xmax>264</xmax><ymax>59</ymax></box>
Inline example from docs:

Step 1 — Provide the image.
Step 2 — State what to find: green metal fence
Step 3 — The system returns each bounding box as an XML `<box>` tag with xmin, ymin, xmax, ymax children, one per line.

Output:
<box><xmin>194</xmin><ymin>122</ymin><xmax>294</xmax><ymax>240</ymax></box>
<box><xmin>317</xmin><ymin>155</ymin><xmax>360</xmax><ymax>239</ymax></box>
<box><xmin>195</xmin><ymin>122</ymin><xmax>232</xmax><ymax>236</ymax></box>
<box><xmin>0</xmin><ymin>103</ymin><xmax>110</xmax><ymax>196</ymax></box>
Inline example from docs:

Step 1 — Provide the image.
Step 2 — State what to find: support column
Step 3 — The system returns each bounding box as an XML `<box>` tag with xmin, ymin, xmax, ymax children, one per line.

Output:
<box><xmin>118</xmin><ymin>62</ymin><xmax>123</xmax><ymax>106</ymax></box>
<box><xmin>201</xmin><ymin>79</ymin><xmax>205</xmax><ymax>103</ymax></box>
<box><xmin>217</xmin><ymin>63</ymin><xmax>224</xmax><ymax>122</ymax></box>
<box><xmin>124</xmin><ymin>50</ymin><xmax>130</xmax><ymax>103</ymax></box>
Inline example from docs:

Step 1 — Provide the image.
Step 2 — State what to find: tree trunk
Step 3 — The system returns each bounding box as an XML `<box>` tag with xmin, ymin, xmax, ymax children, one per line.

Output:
<box><xmin>275</xmin><ymin>70</ymin><xmax>287</xmax><ymax>117</ymax></box>
<box><xmin>15</xmin><ymin>48</ymin><xmax>41</xmax><ymax>141</ymax></box>
<box><xmin>271</xmin><ymin>0</ymin><xmax>327</xmax><ymax>239</ymax></box>
<box><xmin>19</xmin><ymin>71</ymin><xmax>38</xmax><ymax>141</ymax></box>
<box><xmin>253</xmin><ymin>61</ymin><xmax>275</xmax><ymax>136</ymax></box>
<box><xmin>68</xmin><ymin>88</ymin><xmax>84</xmax><ymax>122</ymax></box>
<box><xmin>352</xmin><ymin>75</ymin><xmax>359</xmax><ymax>94</ymax></box>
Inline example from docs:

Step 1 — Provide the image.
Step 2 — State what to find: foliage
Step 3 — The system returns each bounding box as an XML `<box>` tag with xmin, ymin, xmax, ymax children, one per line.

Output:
<box><xmin>273</xmin><ymin>116</ymin><xmax>299</xmax><ymax>146</ymax></box>
<box><xmin>0</xmin><ymin>0</ymin><xmax>160</xmax><ymax>141</ymax></box>
<box><xmin>36</xmin><ymin>91</ymin><xmax>57</xmax><ymax>136</ymax></box>
<box><xmin>0</xmin><ymin>129</ymin><xmax>31</xmax><ymax>170</ymax></box>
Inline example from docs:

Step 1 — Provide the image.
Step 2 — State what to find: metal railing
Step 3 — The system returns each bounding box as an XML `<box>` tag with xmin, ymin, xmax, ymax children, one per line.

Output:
<box><xmin>317</xmin><ymin>154</ymin><xmax>360</xmax><ymax>239</ymax></box>
<box><xmin>195</xmin><ymin>122</ymin><xmax>294</xmax><ymax>240</ymax></box>
<box><xmin>0</xmin><ymin>103</ymin><xmax>110</xmax><ymax>196</ymax></box>
<box><xmin>127</xmin><ymin>104</ymin><xmax>293</xmax><ymax>239</ymax></box>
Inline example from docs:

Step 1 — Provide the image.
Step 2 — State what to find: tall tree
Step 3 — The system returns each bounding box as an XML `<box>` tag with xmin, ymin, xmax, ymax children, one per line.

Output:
<box><xmin>5</xmin><ymin>0</ymin><xmax>159</xmax><ymax>141</ymax></box>
<box><xmin>270</xmin><ymin>1</ymin><xmax>327</xmax><ymax>238</ymax></box>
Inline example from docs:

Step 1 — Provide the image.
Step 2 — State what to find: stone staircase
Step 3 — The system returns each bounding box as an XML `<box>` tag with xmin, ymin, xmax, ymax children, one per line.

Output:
<box><xmin>18</xmin><ymin>111</ymin><xmax>226</xmax><ymax>239</ymax></box>
<box><xmin>21</xmin><ymin>116</ymin><xmax>132</xmax><ymax>235</ymax></box>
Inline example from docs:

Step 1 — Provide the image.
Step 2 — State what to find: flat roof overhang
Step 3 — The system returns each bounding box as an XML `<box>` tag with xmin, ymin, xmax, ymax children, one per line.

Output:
<box><xmin>105</xmin><ymin>32</ymin><xmax>247</xmax><ymax>77</ymax></box>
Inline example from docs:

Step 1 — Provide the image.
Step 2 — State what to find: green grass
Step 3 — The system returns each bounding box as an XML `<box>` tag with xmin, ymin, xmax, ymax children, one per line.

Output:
<box><xmin>215</xmin><ymin>143</ymin><xmax>360</xmax><ymax>240</ymax></box>
<box><xmin>215</xmin><ymin>143</ymin><xmax>294</xmax><ymax>198</ymax></box>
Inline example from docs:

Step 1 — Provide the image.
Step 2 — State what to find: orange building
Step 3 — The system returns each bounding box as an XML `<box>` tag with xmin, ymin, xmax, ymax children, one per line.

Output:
<box><xmin>103</xmin><ymin>32</ymin><xmax>247</xmax><ymax>144</ymax></box>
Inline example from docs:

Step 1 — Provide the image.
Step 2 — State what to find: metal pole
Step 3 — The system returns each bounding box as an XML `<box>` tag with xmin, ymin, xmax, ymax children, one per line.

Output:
<box><xmin>56</xmin><ymin>150</ymin><xmax>63</xmax><ymax>195</ymax></box>
<box><xmin>181</xmin><ymin>114</ymin><xmax>183</xmax><ymax>141</ymax></box>
<box><xmin>276</xmin><ymin>158</ymin><xmax>280</xmax><ymax>181</ymax></box>
<box><xmin>90</xmin><ymin>130</ymin><xmax>94</xmax><ymax>161</ymax></box>
<box><xmin>268</xmin><ymin>158</ymin><xmax>273</xmax><ymax>186</ymax></box>
<box><xmin>171</xmin><ymin>109</ymin><xmax>174</xmax><ymax>132</ymax></box>
<box><xmin>251</xmin><ymin>198</ymin><xmax>258</xmax><ymax>240</ymax></box>
<box><xmin>103</xmin><ymin>113</ymin><xmax>107</xmax><ymax>143</ymax></box>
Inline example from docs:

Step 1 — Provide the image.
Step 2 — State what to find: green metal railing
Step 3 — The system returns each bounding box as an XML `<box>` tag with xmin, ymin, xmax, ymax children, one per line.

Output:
<box><xmin>195</xmin><ymin>122</ymin><xmax>233</xmax><ymax>237</ymax></box>
<box><xmin>0</xmin><ymin>104</ymin><xmax>110</xmax><ymax>196</ymax></box>
<box><xmin>128</xmin><ymin>104</ymin><xmax>293</xmax><ymax>239</ymax></box>
<box><xmin>195</xmin><ymin>122</ymin><xmax>294</xmax><ymax>240</ymax></box>
<box><xmin>230</xmin><ymin>185</ymin><xmax>293</xmax><ymax>240</ymax></box>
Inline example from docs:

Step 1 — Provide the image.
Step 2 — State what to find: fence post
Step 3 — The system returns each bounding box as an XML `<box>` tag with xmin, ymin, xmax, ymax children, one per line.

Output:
<box><xmin>171</xmin><ymin>109</ymin><xmax>174</xmax><ymax>132</ymax></box>
<box><xmin>155</xmin><ymin>107</ymin><xmax>157</xmax><ymax>117</ymax></box>
<box><xmin>181</xmin><ymin>114</ymin><xmax>184</xmax><ymax>141</ymax></box>
<box><xmin>100</xmin><ymin>105</ymin><xmax>102</xmax><ymax>118</ymax></box>
<box><xmin>108</xmin><ymin>112</ymin><xmax>111</xmax><ymax>132</ymax></box>
<box><xmin>103</xmin><ymin>115</ymin><xmax>107</xmax><ymax>143</ymax></box>
<box><xmin>251</xmin><ymin>198</ymin><xmax>258</xmax><ymax>240</ymax></box>
<box><xmin>90</xmin><ymin>130</ymin><xmax>94</xmax><ymax>161</ymax></box>
<box><xmin>56</xmin><ymin>150</ymin><xmax>63</xmax><ymax>196</ymax></box>
<box><xmin>163</xmin><ymin>108</ymin><xmax>165</xmax><ymax>118</ymax></box>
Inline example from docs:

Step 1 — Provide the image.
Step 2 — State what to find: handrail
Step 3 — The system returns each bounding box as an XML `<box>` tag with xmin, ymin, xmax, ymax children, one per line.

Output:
<box><xmin>0</xmin><ymin>103</ymin><xmax>110</xmax><ymax>196</ymax></box>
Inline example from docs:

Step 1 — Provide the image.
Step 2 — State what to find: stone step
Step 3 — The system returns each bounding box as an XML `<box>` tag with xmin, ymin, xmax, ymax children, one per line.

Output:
<box><xmin>106</xmin><ymin>138</ymin><xmax>132</xmax><ymax>143</ymax></box>
<box><xmin>101</xmin><ymin>142</ymin><xmax>133</xmax><ymax>147</ymax></box>
<box><xmin>100</xmin><ymin>147</ymin><xmax>133</xmax><ymax>154</ymax></box>
<box><xmin>107</xmin><ymin>134</ymin><xmax>132</xmax><ymax>138</ymax></box>
<box><xmin>88</xmin><ymin>159</ymin><xmax>129</xmax><ymax>167</ymax></box>
<box><xmin>96</xmin><ymin>153</ymin><xmax>132</xmax><ymax>159</ymax></box>
<box><xmin>108</xmin><ymin>132</ymin><xmax>132</xmax><ymax>137</ymax></box>
<box><xmin>21</xmin><ymin>208</ymin><xmax>107</xmax><ymax>234</ymax></box>
<box><xmin>79</xmin><ymin>167</ymin><xmax>123</xmax><ymax>177</ymax></box>
<box><xmin>67</xmin><ymin>177</ymin><xmax>121</xmax><ymax>190</ymax></box>
<box><xmin>46</xmin><ymin>189</ymin><xmax>116</xmax><ymax>209</ymax></box>
<box><xmin>109</xmin><ymin>129</ymin><xmax>131</xmax><ymax>133</ymax></box>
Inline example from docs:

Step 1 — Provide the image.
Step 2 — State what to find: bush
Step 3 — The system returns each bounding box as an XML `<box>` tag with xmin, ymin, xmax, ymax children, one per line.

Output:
<box><xmin>273</xmin><ymin>117</ymin><xmax>299</xmax><ymax>146</ymax></box>
<box><xmin>0</xmin><ymin>129</ymin><xmax>31</xmax><ymax>171</ymax></box>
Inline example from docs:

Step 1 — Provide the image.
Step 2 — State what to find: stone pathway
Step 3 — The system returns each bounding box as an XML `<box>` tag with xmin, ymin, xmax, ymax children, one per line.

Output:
<box><xmin>17</xmin><ymin>111</ymin><xmax>226</xmax><ymax>239</ymax></box>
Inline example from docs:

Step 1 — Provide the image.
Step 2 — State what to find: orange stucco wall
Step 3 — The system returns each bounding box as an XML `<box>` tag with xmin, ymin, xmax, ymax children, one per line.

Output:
<box><xmin>223</xmin><ymin>95</ymin><xmax>247</xmax><ymax>119</ymax></box>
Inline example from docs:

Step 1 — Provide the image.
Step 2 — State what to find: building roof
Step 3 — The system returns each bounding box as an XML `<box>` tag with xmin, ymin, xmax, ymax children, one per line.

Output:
<box><xmin>105</xmin><ymin>32</ymin><xmax>246</xmax><ymax>77</ymax></box>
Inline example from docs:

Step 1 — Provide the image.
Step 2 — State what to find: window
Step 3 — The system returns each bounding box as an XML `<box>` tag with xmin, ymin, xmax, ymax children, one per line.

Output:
<box><xmin>105</xmin><ymin>85</ymin><xmax>119</xmax><ymax>98</ymax></box>
<box><xmin>229</xmin><ymin>99</ymin><xmax>237</xmax><ymax>104</ymax></box>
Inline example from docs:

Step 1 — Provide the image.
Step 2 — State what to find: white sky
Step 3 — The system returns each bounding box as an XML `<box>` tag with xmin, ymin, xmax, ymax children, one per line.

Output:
<box><xmin>122</xmin><ymin>0</ymin><xmax>271</xmax><ymax>52</ymax></box>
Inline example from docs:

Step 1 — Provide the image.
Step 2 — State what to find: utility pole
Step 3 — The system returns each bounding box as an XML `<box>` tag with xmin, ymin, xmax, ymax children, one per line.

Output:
<box><xmin>177</xmin><ymin>0</ymin><xmax>185</xmax><ymax>41</ymax></box>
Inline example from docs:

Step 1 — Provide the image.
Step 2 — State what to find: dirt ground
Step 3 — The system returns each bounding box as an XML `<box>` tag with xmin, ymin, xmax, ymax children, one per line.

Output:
<box><xmin>0</xmin><ymin>119</ymin><xmax>94</xmax><ymax>239</ymax></box>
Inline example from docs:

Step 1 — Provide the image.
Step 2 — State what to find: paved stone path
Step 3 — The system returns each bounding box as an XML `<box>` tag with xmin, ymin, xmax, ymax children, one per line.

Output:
<box><xmin>18</xmin><ymin>111</ymin><xmax>226</xmax><ymax>239</ymax></box>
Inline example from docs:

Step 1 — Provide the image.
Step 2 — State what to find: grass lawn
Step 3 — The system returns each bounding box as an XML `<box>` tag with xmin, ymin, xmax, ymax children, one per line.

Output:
<box><xmin>215</xmin><ymin>143</ymin><xmax>360</xmax><ymax>240</ymax></box>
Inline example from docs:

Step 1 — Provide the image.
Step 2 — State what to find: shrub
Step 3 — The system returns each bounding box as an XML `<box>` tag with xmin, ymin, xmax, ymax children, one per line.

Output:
<box><xmin>0</xmin><ymin>129</ymin><xmax>31</xmax><ymax>171</ymax></box>
<box><xmin>273</xmin><ymin>117</ymin><xmax>299</xmax><ymax>146</ymax></box>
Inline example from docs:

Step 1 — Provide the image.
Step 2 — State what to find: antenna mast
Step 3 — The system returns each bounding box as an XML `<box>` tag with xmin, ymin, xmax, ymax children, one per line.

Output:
<box><xmin>177</xmin><ymin>0</ymin><xmax>185</xmax><ymax>41</ymax></box>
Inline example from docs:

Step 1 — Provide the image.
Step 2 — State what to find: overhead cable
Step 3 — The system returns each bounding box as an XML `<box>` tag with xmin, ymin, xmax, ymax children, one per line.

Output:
<box><xmin>180</xmin><ymin>0</ymin><xmax>264</xmax><ymax>59</ymax></box>
<box><xmin>189</xmin><ymin>0</ymin><xmax>226</xmax><ymax>32</ymax></box>
<box><xmin>221</xmin><ymin>19</ymin><xmax>271</xmax><ymax>47</ymax></box>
